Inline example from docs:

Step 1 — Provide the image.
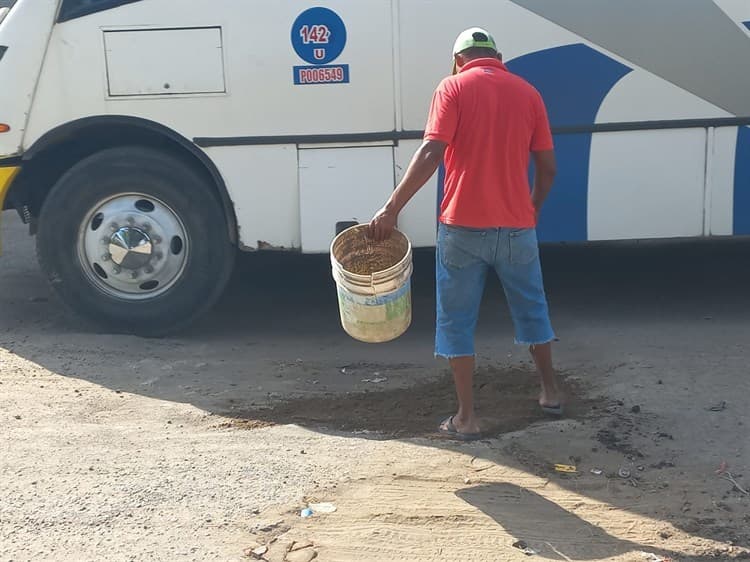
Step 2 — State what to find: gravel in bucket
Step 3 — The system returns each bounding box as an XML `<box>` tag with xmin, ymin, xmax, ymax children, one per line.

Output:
<box><xmin>332</xmin><ymin>225</ymin><xmax>410</xmax><ymax>276</ymax></box>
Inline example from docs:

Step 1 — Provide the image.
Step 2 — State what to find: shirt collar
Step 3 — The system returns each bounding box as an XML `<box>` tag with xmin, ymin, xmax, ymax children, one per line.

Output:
<box><xmin>458</xmin><ymin>57</ymin><xmax>508</xmax><ymax>74</ymax></box>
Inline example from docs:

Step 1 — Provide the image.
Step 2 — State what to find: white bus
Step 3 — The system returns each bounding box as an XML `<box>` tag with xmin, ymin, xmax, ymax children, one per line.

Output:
<box><xmin>1</xmin><ymin>0</ymin><xmax>749</xmax><ymax>335</ymax></box>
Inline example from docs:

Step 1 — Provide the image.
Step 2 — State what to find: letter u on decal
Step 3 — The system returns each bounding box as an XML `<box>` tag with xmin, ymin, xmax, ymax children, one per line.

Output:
<box><xmin>314</xmin><ymin>48</ymin><xmax>326</xmax><ymax>60</ymax></box>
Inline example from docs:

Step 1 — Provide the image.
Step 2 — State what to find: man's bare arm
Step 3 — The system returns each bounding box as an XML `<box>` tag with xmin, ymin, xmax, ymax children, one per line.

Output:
<box><xmin>368</xmin><ymin>139</ymin><xmax>447</xmax><ymax>241</ymax></box>
<box><xmin>531</xmin><ymin>149</ymin><xmax>556</xmax><ymax>218</ymax></box>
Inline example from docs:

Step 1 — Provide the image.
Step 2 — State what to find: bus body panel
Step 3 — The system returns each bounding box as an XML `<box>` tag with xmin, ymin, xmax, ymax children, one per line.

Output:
<box><xmin>4</xmin><ymin>0</ymin><xmax>750</xmax><ymax>250</ymax></box>
<box><xmin>0</xmin><ymin>0</ymin><xmax>57</xmax><ymax>159</ymax></box>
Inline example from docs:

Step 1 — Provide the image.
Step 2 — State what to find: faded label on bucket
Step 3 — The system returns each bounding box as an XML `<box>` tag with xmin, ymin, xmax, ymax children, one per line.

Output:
<box><xmin>338</xmin><ymin>281</ymin><xmax>411</xmax><ymax>324</ymax></box>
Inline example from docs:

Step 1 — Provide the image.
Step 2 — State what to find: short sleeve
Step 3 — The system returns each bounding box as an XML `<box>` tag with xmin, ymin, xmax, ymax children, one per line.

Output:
<box><xmin>424</xmin><ymin>79</ymin><xmax>458</xmax><ymax>144</ymax></box>
<box><xmin>530</xmin><ymin>90</ymin><xmax>554</xmax><ymax>152</ymax></box>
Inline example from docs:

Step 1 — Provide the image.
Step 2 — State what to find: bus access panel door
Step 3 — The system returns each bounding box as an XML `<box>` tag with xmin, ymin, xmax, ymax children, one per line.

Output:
<box><xmin>289</xmin><ymin>2</ymin><xmax>397</xmax><ymax>253</ymax></box>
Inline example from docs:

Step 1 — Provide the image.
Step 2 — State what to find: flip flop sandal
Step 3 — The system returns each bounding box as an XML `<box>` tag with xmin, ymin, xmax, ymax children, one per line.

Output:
<box><xmin>438</xmin><ymin>415</ymin><xmax>483</xmax><ymax>442</ymax></box>
<box><xmin>541</xmin><ymin>403</ymin><xmax>564</xmax><ymax>416</ymax></box>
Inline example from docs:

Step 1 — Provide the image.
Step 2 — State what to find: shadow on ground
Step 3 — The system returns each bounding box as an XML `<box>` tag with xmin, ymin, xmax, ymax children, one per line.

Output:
<box><xmin>457</xmin><ymin>482</ymin><xmax>669</xmax><ymax>561</ymax></box>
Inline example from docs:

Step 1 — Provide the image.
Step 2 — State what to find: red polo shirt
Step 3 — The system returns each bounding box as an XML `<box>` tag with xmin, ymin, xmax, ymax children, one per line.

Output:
<box><xmin>424</xmin><ymin>58</ymin><xmax>553</xmax><ymax>228</ymax></box>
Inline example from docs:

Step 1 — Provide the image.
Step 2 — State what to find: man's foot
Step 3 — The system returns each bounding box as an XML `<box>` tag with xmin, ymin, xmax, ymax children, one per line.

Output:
<box><xmin>538</xmin><ymin>378</ymin><xmax>564</xmax><ymax>415</ymax></box>
<box><xmin>438</xmin><ymin>415</ymin><xmax>482</xmax><ymax>441</ymax></box>
<box><xmin>539</xmin><ymin>402</ymin><xmax>563</xmax><ymax>416</ymax></box>
<box><xmin>538</xmin><ymin>384</ymin><xmax>564</xmax><ymax>415</ymax></box>
<box><xmin>530</xmin><ymin>344</ymin><xmax>564</xmax><ymax>415</ymax></box>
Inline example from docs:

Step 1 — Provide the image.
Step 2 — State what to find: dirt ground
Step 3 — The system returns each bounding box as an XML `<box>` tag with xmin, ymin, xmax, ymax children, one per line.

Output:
<box><xmin>1</xmin><ymin>210</ymin><xmax>749</xmax><ymax>562</ymax></box>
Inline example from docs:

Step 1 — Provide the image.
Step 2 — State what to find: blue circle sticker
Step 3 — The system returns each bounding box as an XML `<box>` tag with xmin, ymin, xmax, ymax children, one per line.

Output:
<box><xmin>291</xmin><ymin>7</ymin><xmax>347</xmax><ymax>65</ymax></box>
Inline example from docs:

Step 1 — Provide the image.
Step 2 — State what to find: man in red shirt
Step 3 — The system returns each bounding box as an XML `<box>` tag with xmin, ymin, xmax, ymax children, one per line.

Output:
<box><xmin>369</xmin><ymin>28</ymin><xmax>561</xmax><ymax>440</ymax></box>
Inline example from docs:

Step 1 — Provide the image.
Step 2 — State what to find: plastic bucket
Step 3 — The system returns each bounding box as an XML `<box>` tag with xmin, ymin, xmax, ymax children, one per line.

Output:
<box><xmin>330</xmin><ymin>225</ymin><xmax>413</xmax><ymax>343</ymax></box>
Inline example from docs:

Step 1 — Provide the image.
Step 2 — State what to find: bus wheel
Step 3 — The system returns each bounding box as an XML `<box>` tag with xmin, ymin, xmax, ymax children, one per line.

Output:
<box><xmin>36</xmin><ymin>146</ymin><xmax>235</xmax><ymax>336</ymax></box>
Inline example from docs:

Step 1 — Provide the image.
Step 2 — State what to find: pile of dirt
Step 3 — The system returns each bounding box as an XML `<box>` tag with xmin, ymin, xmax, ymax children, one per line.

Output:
<box><xmin>227</xmin><ymin>366</ymin><xmax>593</xmax><ymax>438</ymax></box>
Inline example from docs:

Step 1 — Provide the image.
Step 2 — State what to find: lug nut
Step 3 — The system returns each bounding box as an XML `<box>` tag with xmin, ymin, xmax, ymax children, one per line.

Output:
<box><xmin>127</xmin><ymin>216</ymin><xmax>135</xmax><ymax>225</ymax></box>
<box><xmin>144</xmin><ymin>266</ymin><xmax>154</xmax><ymax>274</ymax></box>
<box><xmin>153</xmin><ymin>236</ymin><xmax>162</xmax><ymax>244</ymax></box>
<box><xmin>112</xmin><ymin>266</ymin><xmax>121</xmax><ymax>274</ymax></box>
<box><xmin>101</xmin><ymin>254</ymin><xmax>111</xmax><ymax>262</ymax></box>
<box><xmin>142</xmin><ymin>223</ymin><xmax>151</xmax><ymax>231</ymax></box>
<box><xmin>110</xmin><ymin>223</ymin><xmax>119</xmax><ymax>232</ymax></box>
<box><xmin>101</xmin><ymin>237</ymin><xmax>110</xmax><ymax>245</ymax></box>
<box><xmin>131</xmin><ymin>271</ymin><xmax>139</xmax><ymax>279</ymax></box>
<box><xmin>154</xmin><ymin>252</ymin><xmax>163</xmax><ymax>261</ymax></box>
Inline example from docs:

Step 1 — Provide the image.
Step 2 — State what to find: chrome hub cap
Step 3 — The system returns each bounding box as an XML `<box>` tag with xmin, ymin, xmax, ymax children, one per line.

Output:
<box><xmin>108</xmin><ymin>227</ymin><xmax>153</xmax><ymax>269</ymax></box>
<box><xmin>77</xmin><ymin>194</ymin><xmax>189</xmax><ymax>300</ymax></box>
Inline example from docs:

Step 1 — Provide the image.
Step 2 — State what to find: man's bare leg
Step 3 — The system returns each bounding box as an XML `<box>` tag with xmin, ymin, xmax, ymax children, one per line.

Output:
<box><xmin>529</xmin><ymin>343</ymin><xmax>562</xmax><ymax>407</ymax></box>
<box><xmin>440</xmin><ymin>356</ymin><xmax>481</xmax><ymax>434</ymax></box>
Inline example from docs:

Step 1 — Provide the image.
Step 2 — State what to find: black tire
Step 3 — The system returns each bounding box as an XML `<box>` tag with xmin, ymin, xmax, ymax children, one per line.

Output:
<box><xmin>37</xmin><ymin>146</ymin><xmax>235</xmax><ymax>336</ymax></box>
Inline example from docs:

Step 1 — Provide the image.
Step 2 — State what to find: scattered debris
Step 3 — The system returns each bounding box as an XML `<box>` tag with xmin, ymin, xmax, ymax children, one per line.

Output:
<box><xmin>716</xmin><ymin>463</ymin><xmax>749</xmax><ymax>496</ymax></box>
<box><xmin>650</xmin><ymin>461</ymin><xmax>675</xmax><ymax>469</ymax></box>
<box><xmin>708</xmin><ymin>401</ymin><xmax>727</xmax><ymax>412</ymax></box>
<box><xmin>641</xmin><ymin>553</ymin><xmax>671</xmax><ymax>562</ymax></box>
<box><xmin>618</xmin><ymin>467</ymin><xmax>632</xmax><ymax>479</ymax></box>
<box><xmin>590</xmin><ymin>468</ymin><xmax>603</xmax><ymax>476</ymax></box>
<box><xmin>464</xmin><ymin>477</ymin><xmax>472</xmax><ymax>484</ymax></box>
<box><xmin>554</xmin><ymin>464</ymin><xmax>577</xmax><ymax>474</ymax></box>
<box><xmin>637</xmin><ymin>465</ymin><xmax>645</xmax><ymax>472</ymax></box>
<box><xmin>309</xmin><ymin>502</ymin><xmax>337</xmax><ymax>514</ymax></box>
<box><xmin>361</xmin><ymin>377</ymin><xmax>387</xmax><ymax>384</ymax></box>
<box><xmin>289</xmin><ymin>541</ymin><xmax>314</xmax><ymax>552</ymax></box>
<box><xmin>300</xmin><ymin>508</ymin><xmax>314</xmax><ymax>518</ymax></box>
<box><xmin>512</xmin><ymin>540</ymin><xmax>537</xmax><ymax>556</ymax></box>
<box><xmin>469</xmin><ymin>457</ymin><xmax>496</xmax><ymax>472</ymax></box>
<box><xmin>631</xmin><ymin>405</ymin><xmax>641</xmax><ymax>413</ymax></box>
<box><xmin>286</xmin><ymin>548</ymin><xmax>318</xmax><ymax>562</ymax></box>
<box><xmin>242</xmin><ymin>543</ymin><xmax>261</xmax><ymax>557</ymax></box>
<box><xmin>243</xmin><ymin>544</ymin><xmax>268</xmax><ymax>559</ymax></box>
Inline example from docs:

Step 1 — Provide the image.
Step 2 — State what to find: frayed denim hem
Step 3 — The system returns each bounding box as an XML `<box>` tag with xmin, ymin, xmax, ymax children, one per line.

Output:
<box><xmin>434</xmin><ymin>352</ymin><xmax>475</xmax><ymax>360</ymax></box>
<box><xmin>514</xmin><ymin>337</ymin><xmax>556</xmax><ymax>346</ymax></box>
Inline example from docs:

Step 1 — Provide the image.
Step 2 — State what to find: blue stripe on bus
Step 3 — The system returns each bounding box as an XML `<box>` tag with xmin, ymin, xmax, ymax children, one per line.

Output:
<box><xmin>507</xmin><ymin>43</ymin><xmax>632</xmax><ymax>242</ymax></box>
<box><xmin>734</xmin><ymin>126</ymin><xmax>750</xmax><ymax>235</ymax></box>
<box><xmin>436</xmin><ymin>163</ymin><xmax>445</xmax><ymax>214</ymax></box>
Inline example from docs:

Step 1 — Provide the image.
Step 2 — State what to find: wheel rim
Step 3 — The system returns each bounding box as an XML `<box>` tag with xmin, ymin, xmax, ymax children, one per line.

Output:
<box><xmin>77</xmin><ymin>194</ymin><xmax>189</xmax><ymax>301</ymax></box>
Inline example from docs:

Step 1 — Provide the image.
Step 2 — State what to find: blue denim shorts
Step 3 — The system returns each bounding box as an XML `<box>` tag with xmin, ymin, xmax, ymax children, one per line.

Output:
<box><xmin>435</xmin><ymin>223</ymin><xmax>555</xmax><ymax>358</ymax></box>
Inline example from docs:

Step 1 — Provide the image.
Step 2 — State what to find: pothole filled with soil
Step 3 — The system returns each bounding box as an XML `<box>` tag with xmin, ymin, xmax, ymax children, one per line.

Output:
<box><xmin>222</xmin><ymin>366</ymin><xmax>594</xmax><ymax>439</ymax></box>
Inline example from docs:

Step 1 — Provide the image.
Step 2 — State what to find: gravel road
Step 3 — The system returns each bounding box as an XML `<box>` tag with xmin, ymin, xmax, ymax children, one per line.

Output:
<box><xmin>1</xmin><ymin>211</ymin><xmax>749</xmax><ymax>561</ymax></box>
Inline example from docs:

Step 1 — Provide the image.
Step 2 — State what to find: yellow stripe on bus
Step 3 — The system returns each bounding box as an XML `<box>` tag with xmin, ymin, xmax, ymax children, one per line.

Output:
<box><xmin>0</xmin><ymin>166</ymin><xmax>21</xmax><ymax>256</ymax></box>
<box><xmin>0</xmin><ymin>166</ymin><xmax>20</xmax><ymax>210</ymax></box>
